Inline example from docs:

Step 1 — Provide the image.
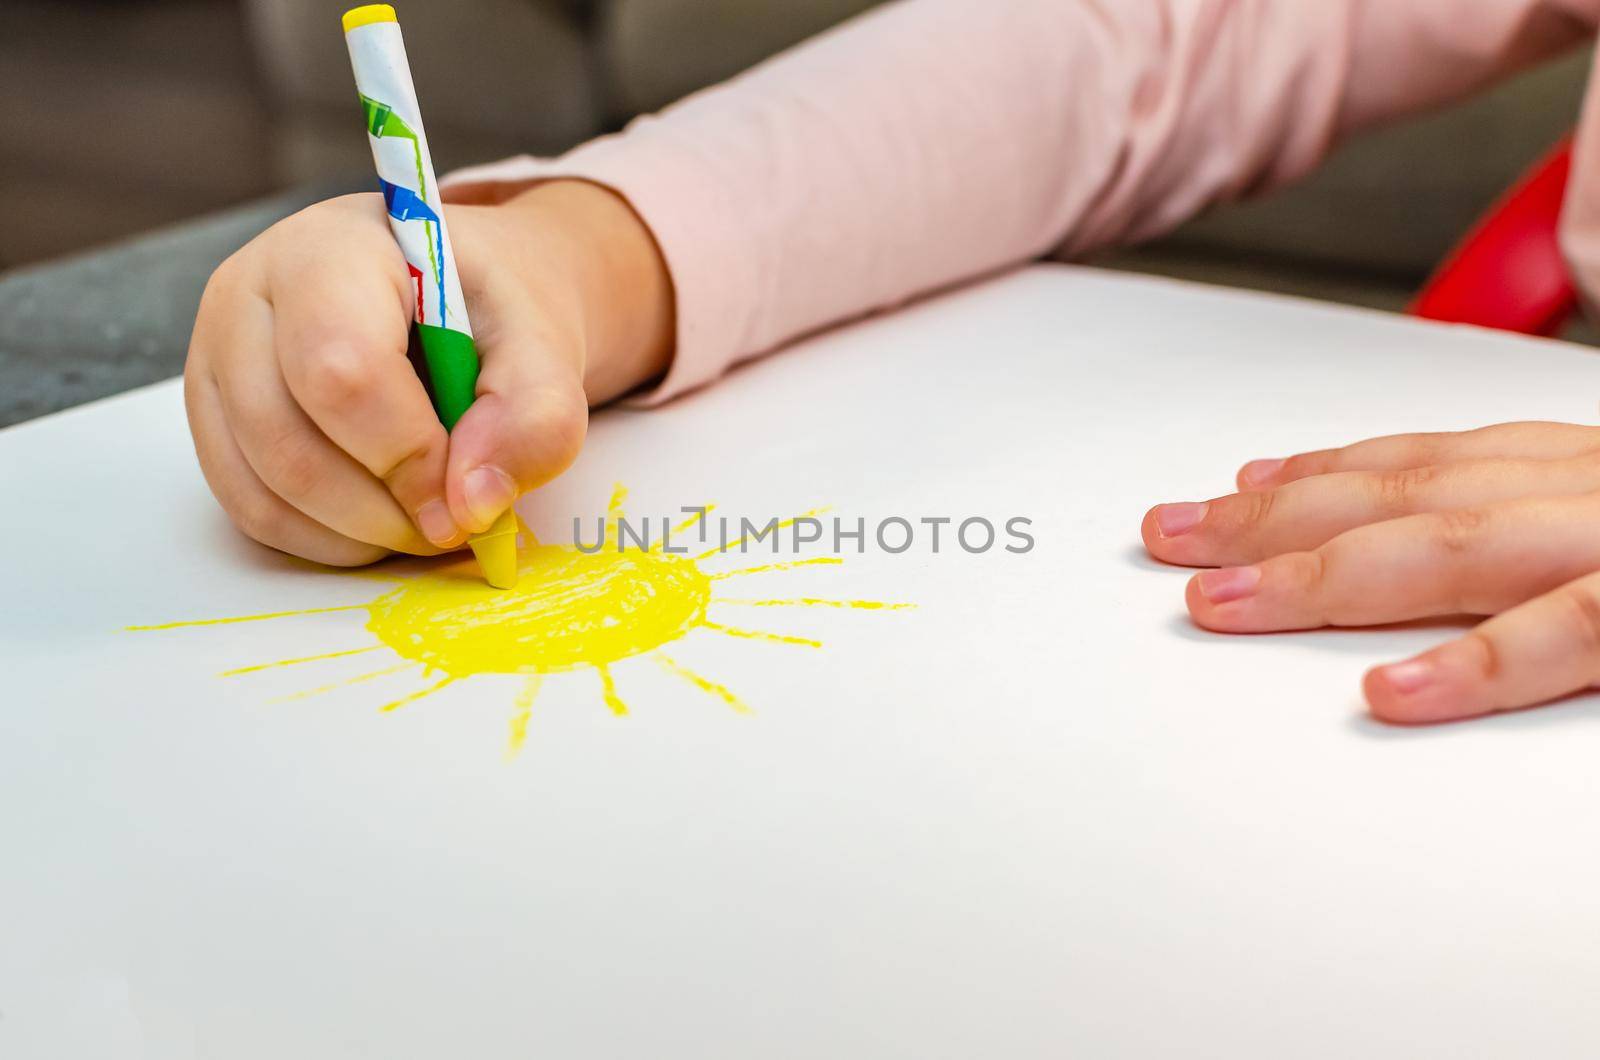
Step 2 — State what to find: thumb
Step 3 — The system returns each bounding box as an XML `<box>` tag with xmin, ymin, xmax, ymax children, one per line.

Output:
<box><xmin>444</xmin><ymin>336</ymin><xmax>589</xmax><ymax>535</ymax></box>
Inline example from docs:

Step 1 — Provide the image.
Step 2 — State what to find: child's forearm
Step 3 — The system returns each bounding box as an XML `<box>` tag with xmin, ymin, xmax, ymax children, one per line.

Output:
<box><xmin>454</xmin><ymin>0</ymin><xmax>1599</xmax><ymax>403</ymax></box>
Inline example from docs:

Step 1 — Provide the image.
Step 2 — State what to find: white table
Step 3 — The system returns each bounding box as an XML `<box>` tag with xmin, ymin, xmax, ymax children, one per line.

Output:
<box><xmin>5</xmin><ymin>266</ymin><xmax>1600</xmax><ymax>1058</ymax></box>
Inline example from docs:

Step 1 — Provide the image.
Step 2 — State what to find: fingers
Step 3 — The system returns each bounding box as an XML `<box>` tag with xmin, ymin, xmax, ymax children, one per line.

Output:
<box><xmin>442</xmin><ymin>277</ymin><xmax>589</xmax><ymax>533</ymax></box>
<box><xmin>1147</xmin><ymin>419</ymin><xmax>1600</xmax><ymax>723</ymax></box>
<box><xmin>1237</xmin><ymin>421</ymin><xmax>1600</xmax><ymax>491</ymax></box>
<box><xmin>269</xmin><ymin>206</ymin><xmax>461</xmax><ymax>549</ymax></box>
<box><xmin>1145</xmin><ymin>456</ymin><xmax>1600</xmax><ymax>568</ymax></box>
<box><xmin>1363</xmin><ymin>571</ymin><xmax>1600</xmax><ymax>723</ymax></box>
<box><xmin>201</xmin><ymin>271</ymin><xmax>439</xmax><ymax>556</ymax></box>
<box><xmin>184</xmin><ymin>364</ymin><xmax>389</xmax><ymax>567</ymax></box>
<box><xmin>1184</xmin><ymin>493</ymin><xmax>1600</xmax><ymax>633</ymax></box>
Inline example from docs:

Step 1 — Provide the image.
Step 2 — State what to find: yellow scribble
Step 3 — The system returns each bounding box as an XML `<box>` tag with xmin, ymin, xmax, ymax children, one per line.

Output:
<box><xmin>715</xmin><ymin>598</ymin><xmax>917</xmax><ymax>611</ymax></box>
<box><xmin>129</xmin><ymin>484</ymin><xmax>910</xmax><ymax>756</ymax></box>
<box><xmin>269</xmin><ymin>662</ymin><xmax>420</xmax><ymax>705</ymax></box>
<box><xmin>699</xmin><ymin>620</ymin><xmax>822</xmax><ymax>649</ymax></box>
<box><xmin>655</xmin><ymin>654</ymin><xmax>752</xmax><ymax>714</ymax></box>
<box><xmin>379</xmin><ymin>675</ymin><xmax>456</xmax><ymax>713</ymax></box>
<box><xmin>596</xmin><ymin>665</ymin><xmax>628</xmax><ymax>716</ymax></box>
<box><xmin>126</xmin><ymin>603</ymin><xmax>367</xmax><ymax>631</ymax></box>
<box><xmin>506</xmin><ymin>675</ymin><xmax>542</xmax><ymax>756</ymax></box>
<box><xmin>655</xmin><ymin>504</ymin><xmax>717</xmax><ymax>550</ymax></box>
<box><xmin>366</xmin><ymin>543</ymin><xmax>716</xmax><ymax>677</ymax></box>
<box><xmin>220</xmin><ymin>645</ymin><xmax>383</xmax><ymax>677</ymax></box>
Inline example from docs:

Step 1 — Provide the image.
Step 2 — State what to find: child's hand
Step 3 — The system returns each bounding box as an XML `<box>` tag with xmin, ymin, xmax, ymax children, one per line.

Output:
<box><xmin>185</xmin><ymin>181</ymin><xmax>672</xmax><ymax>566</ymax></box>
<box><xmin>1141</xmin><ymin>422</ymin><xmax>1600</xmax><ymax>723</ymax></box>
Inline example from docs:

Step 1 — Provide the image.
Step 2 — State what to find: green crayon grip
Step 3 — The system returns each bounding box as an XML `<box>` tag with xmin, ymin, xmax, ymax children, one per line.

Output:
<box><xmin>418</xmin><ymin>322</ymin><xmax>519</xmax><ymax>589</ymax></box>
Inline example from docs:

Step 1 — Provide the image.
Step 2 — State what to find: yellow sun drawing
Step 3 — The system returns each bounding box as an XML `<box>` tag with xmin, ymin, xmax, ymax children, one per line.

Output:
<box><xmin>129</xmin><ymin>485</ymin><xmax>912</xmax><ymax>755</ymax></box>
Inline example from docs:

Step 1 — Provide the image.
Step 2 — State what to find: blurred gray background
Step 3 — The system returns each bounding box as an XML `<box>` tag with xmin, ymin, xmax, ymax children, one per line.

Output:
<box><xmin>1</xmin><ymin>0</ymin><xmax>1593</xmax><ymax>424</ymax></box>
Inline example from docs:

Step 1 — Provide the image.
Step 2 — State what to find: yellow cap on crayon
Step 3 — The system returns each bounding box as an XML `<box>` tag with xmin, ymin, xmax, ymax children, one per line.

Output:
<box><xmin>342</xmin><ymin>4</ymin><xmax>397</xmax><ymax>32</ymax></box>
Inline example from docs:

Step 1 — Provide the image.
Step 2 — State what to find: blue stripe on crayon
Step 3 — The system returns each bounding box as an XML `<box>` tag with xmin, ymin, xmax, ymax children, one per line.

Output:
<box><xmin>380</xmin><ymin>179</ymin><xmax>438</xmax><ymax>223</ymax></box>
<box><xmin>379</xmin><ymin>179</ymin><xmax>449</xmax><ymax>323</ymax></box>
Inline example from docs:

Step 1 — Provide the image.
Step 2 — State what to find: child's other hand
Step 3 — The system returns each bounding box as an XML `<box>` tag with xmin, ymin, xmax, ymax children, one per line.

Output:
<box><xmin>1141</xmin><ymin>422</ymin><xmax>1600</xmax><ymax>723</ymax></box>
<box><xmin>185</xmin><ymin>182</ymin><xmax>671</xmax><ymax>566</ymax></box>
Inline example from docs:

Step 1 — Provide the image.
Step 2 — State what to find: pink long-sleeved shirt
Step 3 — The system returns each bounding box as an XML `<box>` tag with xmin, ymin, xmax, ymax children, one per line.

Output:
<box><xmin>445</xmin><ymin>0</ymin><xmax>1600</xmax><ymax>402</ymax></box>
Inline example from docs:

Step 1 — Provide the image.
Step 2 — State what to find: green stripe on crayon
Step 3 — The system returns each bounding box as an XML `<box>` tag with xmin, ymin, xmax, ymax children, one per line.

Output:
<box><xmin>417</xmin><ymin>324</ymin><xmax>479</xmax><ymax>430</ymax></box>
<box><xmin>361</xmin><ymin>95</ymin><xmax>416</xmax><ymax>141</ymax></box>
<box><xmin>360</xmin><ymin>94</ymin><xmax>428</xmax><ymax>198</ymax></box>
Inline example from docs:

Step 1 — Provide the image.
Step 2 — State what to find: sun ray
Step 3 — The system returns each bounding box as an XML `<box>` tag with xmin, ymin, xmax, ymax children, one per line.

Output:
<box><xmin>653</xmin><ymin>503</ymin><xmax>717</xmax><ymax>552</ymax></box>
<box><xmin>713</xmin><ymin>597</ymin><xmax>916</xmax><ymax>612</ymax></box>
<box><xmin>697</xmin><ymin>507</ymin><xmax>833</xmax><ymax>560</ymax></box>
<box><xmin>700</xmin><ymin>620</ymin><xmax>821</xmax><ymax>649</ymax></box>
<box><xmin>268</xmin><ymin>662</ymin><xmax>421</xmax><ymax>704</ymax></box>
<box><xmin>708</xmin><ymin>556</ymin><xmax>844</xmax><ymax>580</ymax></box>
<box><xmin>125</xmin><ymin>603</ymin><xmax>368</xmax><ymax>632</ymax></box>
<box><xmin>597</xmin><ymin>664</ymin><xmax>628</xmax><ymax>716</ymax></box>
<box><xmin>377</xmin><ymin>675</ymin><xmax>456</xmax><ymax>713</ymax></box>
<box><xmin>219</xmin><ymin>645</ymin><xmax>385</xmax><ymax>678</ymax></box>
<box><xmin>597</xmin><ymin>481</ymin><xmax>632</xmax><ymax>541</ymax></box>
<box><xmin>505</xmin><ymin>675</ymin><xmax>543</xmax><ymax>758</ymax></box>
<box><xmin>654</xmin><ymin>654</ymin><xmax>752</xmax><ymax>714</ymax></box>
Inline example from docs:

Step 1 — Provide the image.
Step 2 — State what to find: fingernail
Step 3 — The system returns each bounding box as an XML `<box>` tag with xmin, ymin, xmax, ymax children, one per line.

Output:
<box><xmin>1375</xmin><ymin>658</ymin><xmax>1436</xmax><ymax>696</ymax></box>
<box><xmin>416</xmin><ymin>499</ymin><xmax>460</xmax><ymax>547</ymax></box>
<box><xmin>1240</xmin><ymin>458</ymin><xmax>1286</xmax><ymax>487</ymax></box>
<box><xmin>1197</xmin><ymin>565</ymin><xmax>1261</xmax><ymax>604</ymax></box>
<box><xmin>1154</xmin><ymin>501</ymin><xmax>1209</xmax><ymax>538</ymax></box>
<box><xmin>464</xmin><ymin>466</ymin><xmax>517</xmax><ymax>532</ymax></box>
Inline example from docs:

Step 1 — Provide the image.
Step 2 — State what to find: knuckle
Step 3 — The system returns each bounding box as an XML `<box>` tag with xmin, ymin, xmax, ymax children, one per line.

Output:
<box><xmin>1270</xmin><ymin>549</ymin><xmax>1335</xmax><ymax>616</ymax></box>
<box><xmin>1476</xmin><ymin>421</ymin><xmax>1543</xmax><ymax>443</ymax></box>
<box><xmin>265</xmin><ymin>200</ymin><xmax>326</xmax><ymax>239</ymax></box>
<box><xmin>1232</xmin><ymin>486</ymin><xmax>1276</xmax><ymax>531</ymax></box>
<box><xmin>1290</xmin><ymin>548</ymin><xmax>1328</xmax><ymax>593</ymax></box>
<box><xmin>1460</xmin><ymin>632</ymin><xmax>1502</xmax><ymax>683</ymax></box>
<box><xmin>1426</xmin><ymin>507</ymin><xmax>1490</xmax><ymax>555</ymax></box>
<box><xmin>379</xmin><ymin>434</ymin><xmax>445</xmax><ymax>491</ymax></box>
<box><xmin>528</xmin><ymin>388</ymin><xmax>589</xmax><ymax>470</ymax></box>
<box><xmin>319</xmin><ymin>192</ymin><xmax>382</xmax><ymax>218</ymax></box>
<box><xmin>259</xmin><ymin>428</ymin><xmax>326</xmax><ymax>500</ymax></box>
<box><xmin>228</xmin><ymin>490</ymin><xmax>284</xmax><ymax>549</ymax></box>
<box><xmin>202</xmin><ymin>251</ymin><xmax>246</xmax><ymax>299</ymax></box>
<box><xmin>281</xmin><ymin>194</ymin><xmax>386</xmax><ymax>246</ymax></box>
<box><xmin>1408</xmin><ymin>433</ymin><xmax>1444</xmax><ymax>462</ymax></box>
<box><xmin>1558</xmin><ymin>587</ymin><xmax>1600</xmax><ymax>656</ymax></box>
<box><xmin>1373</xmin><ymin>465</ymin><xmax>1440</xmax><ymax>515</ymax></box>
<box><xmin>299</xmin><ymin>340</ymin><xmax>378</xmax><ymax>407</ymax></box>
<box><xmin>1280</xmin><ymin>453</ymin><xmax>1323</xmax><ymax>480</ymax></box>
<box><xmin>194</xmin><ymin>260</ymin><xmax>246</xmax><ymax>331</ymax></box>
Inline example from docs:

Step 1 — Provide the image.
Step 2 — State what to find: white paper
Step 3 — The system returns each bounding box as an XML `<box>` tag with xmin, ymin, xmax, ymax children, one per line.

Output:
<box><xmin>5</xmin><ymin>265</ymin><xmax>1600</xmax><ymax>1058</ymax></box>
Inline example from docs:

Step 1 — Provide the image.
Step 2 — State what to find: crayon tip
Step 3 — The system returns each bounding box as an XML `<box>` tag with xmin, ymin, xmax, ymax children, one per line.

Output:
<box><xmin>468</xmin><ymin>509</ymin><xmax>520</xmax><ymax>589</ymax></box>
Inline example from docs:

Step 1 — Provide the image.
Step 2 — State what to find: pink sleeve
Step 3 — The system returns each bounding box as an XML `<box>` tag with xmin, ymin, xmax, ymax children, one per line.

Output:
<box><xmin>446</xmin><ymin>0</ymin><xmax>1600</xmax><ymax>403</ymax></box>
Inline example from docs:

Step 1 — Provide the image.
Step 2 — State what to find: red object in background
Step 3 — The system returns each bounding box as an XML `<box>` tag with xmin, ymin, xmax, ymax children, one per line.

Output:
<box><xmin>1410</xmin><ymin>137</ymin><xmax>1579</xmax><ymax>337</ymax></box>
